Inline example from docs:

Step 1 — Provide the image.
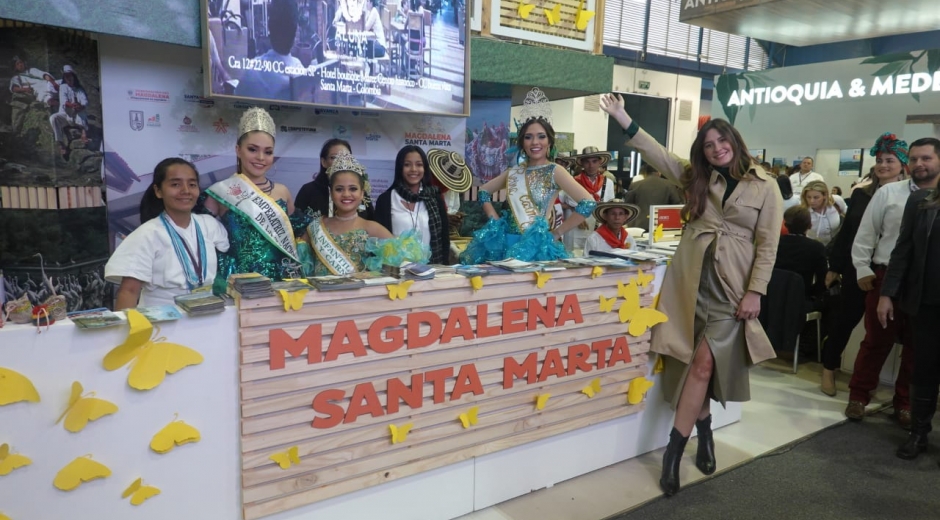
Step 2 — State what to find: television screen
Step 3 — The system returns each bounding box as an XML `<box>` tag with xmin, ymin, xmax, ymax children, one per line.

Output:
<box><xmin>202</xmin><ymin>0</ymin><xmax>470</xmax><ymax>116</ymax></box>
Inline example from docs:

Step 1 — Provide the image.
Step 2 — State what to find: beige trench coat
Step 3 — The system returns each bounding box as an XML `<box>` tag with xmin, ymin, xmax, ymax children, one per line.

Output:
<box><xmin>628</xmin><ymin>128</ymin><xmax>783</xmax><ymax>366</ymax></box>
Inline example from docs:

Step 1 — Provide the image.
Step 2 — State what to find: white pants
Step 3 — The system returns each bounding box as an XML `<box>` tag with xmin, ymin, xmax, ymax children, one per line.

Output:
<box><xmin>50</xmin><ymin>111</ymin><xmax>87</xmax><ymax>144</ymax></box>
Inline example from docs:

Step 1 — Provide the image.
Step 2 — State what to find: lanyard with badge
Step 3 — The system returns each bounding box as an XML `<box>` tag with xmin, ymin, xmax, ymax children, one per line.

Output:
<box><xmin>159</xmin><ymin>212</ymin><xmax>207</xmax><ymax>291</ymax></box>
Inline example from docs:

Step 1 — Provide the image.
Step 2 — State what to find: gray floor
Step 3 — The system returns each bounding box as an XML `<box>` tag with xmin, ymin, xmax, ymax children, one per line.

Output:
<box><xmin>609</xmin><ymin>409</ymin><xmax>940</xmax><ymax>520</ymax></box>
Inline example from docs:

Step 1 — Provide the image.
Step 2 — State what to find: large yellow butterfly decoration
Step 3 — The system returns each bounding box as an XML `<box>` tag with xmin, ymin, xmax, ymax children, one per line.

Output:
<box><xmin>574</xmin><ymin>0</ymin><xmax>595</xmax><ymax>30</ymax></box>
<box><xmin>470</xmin><ymin>276</ymin><xmax>484</xmax><ymax>292</ymax></box>
<box><xmin>53</xmin><ymin>455</ymin><xmax>111</xmax><ymax>491</ymax></box>
<box><xmin>103</xmin><ymin>310</ymin><xmax>204</xmax><ymax>391</ymax></box>
<box><xmin>618</xmin><ymin>280</ymin><xmax>669</xmax><ymax>336</ymax></box>
<box><xmin>535</xmin><ymin>393</ymin><xmax>552</xmax><ymax>410</ymax></box>
<box><xmin>653</xmin><ymin>223</ymin><xmax>664</xmax><ymax>242</ymax></box>
<box><xmin>518</xmin><ymin>1</ymin><xmax>536</xmax><ymax>19</ymax></box>
<box><xmin>617</xmin><ymin>279</ymin><xmax>636</xmax><ymax>299</ymax></box>
<box><xmin>279</xmin><ymin>289</ymin><xmax>309</xmax><ymax>311</ymax></box>
<box><xmin>543</xmin><ymin>3</ymin><xmax>562</xmax><ymax>25</ymax></box>
<box><xmin>122</xmin><ymin>477</ymin><xmax>161</xmax><ymax>506</ymax></box>
<box><xmin>627</xmin><ymin>376</ymin><xmax>655</xmax><ymax>404</ymax></box>
<box><xmin>0</xmin><ymin>367</ymin><xmax>40</xmax><ymax>406</ymax></box>
<box><xmin>55</xmin><ymin>381</ymin><xmax>118</xmax><ymax>433</ymax></box>
<box><xmin>458</xmin><ymin>406</ymin><xmax>479</xmax><ymax>429</ymax></box>
<box><xmin>387</xmin><ymin>280</ymin><xmax>415</xmax><ymax>301</ymax></box>
<box><xmin>389</xmin><ymin>422</ymin><xmax>413</xmax><ymax>444</ymax></box>
<box><xmin>581</xmin><ymin>377</ymin><xmax>602</xmax><ymax>398</ymax></box>
<box><xmin>269</xmin><ymin>446</ymin><xmax>300</xmax><ymax>470</ymax></box>
<box><xmin>0</xmin><ymin>443</ymin><xmax>31</xmax><ymax>476</ymax></box>
<box><xmin>150</xmin><ymin>418</ymin><xmax>201</xmax><ymax>454</ymax></box>
<box><xmin>633</xmin><ymin>268</ymin><xmax>654</xmax><ymax>287</ymax></box>
<box><xmin>599</xmin><ymin>295</ymin><xmax>616</xmax><ymax>313</ymax></box>
<box><xmin>534</xmin><ymin>271</ymin><xmax>551</xmax><ymax>289</ymax></box>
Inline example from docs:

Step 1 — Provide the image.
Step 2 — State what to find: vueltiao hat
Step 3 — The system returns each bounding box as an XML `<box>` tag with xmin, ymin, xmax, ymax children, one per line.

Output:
<box><xmin>427</xmin><ymin>149</ymin><xmax>473</xmax><ymax>193</ymax></box>
<box><xmin>570</xmin><ymin>146</ymin><xmax>611</xmax><ymax>168</ymax></box>
<box><xmin>593</xmin><ymin>199</ymin><xmax>640</xmax><ymax>226</ymax></box>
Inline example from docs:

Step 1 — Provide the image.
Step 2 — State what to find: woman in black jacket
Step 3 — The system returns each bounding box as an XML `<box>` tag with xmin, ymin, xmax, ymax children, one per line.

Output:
<box><xmin>374</xmin><ymin>145</ymin><xmax>450</xmax><ymax>264</ymax></box>
<box><xmin>820</xmin><ymin>135</ymin><xmax>908</xmax><ymax>396</ymax></box>
<box><xmin>877</xmin><ymin>138</ymin><xmax>940</xmax><ymax>461</ymax></box>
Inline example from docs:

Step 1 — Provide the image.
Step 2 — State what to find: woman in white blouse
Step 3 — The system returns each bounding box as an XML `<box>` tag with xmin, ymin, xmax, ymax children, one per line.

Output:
<box><xmin>374</xmin><ymin>146</ymin><xmax>451</xmax><ymax>264</ymax></box>
<box><xmin>801</xmin><ymin>180</ymin><xmax>842</xmax><ymax>246</ymax></box>
<box><xmin>105</xmin><ymin>158</ymin><xmax>229</xmax><ymax>309</ymax></box>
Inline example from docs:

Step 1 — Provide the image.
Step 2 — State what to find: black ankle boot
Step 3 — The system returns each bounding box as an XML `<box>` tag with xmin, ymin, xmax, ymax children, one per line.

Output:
<box><xmin>897</xmin><ymin>390</ymin><xmax>935</xmax><ymax>460</ymax></box>
<box><xmin>660</xmin><ymin>428</ymin><xmax>689</xmax><ymax>496</ymax></box>
<box><xmin>695</xmin><ymin>415</ymin><xmax>716</xmax><ymax>475</ymax></box>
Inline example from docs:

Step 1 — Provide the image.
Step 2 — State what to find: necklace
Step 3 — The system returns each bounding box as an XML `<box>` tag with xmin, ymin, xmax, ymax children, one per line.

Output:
<box><xmin>332</xmin><ymin>213</ymin><xmax>358</xmax><ymax>221</ymax></box>
<box><xmin>255</xmin><ymin>178</ymin><xmax>274</xmax><ymax>194</ymax></box>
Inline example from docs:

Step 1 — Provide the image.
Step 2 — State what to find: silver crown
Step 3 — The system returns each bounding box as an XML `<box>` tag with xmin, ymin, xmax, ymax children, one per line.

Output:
<box><xmin>519</xmin><ymin>87</ymin><xmax>553</xmax><ymax>124</ymax></box>
<box><xmin>326</xmin><ymin>152</ymin><xmax>367</xmax><ymax>177</ymax></box>
<box><xmin>238</xmin><ymin>107</ymin><xmax>276</xmax><ymax>139</ymax></box>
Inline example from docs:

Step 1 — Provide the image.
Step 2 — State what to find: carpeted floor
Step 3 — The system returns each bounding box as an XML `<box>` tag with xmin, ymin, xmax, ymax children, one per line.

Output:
<box><xmin>608</xmin><ymin>409</ymin><xmax>940</xmax><ymax>520</ymax></box>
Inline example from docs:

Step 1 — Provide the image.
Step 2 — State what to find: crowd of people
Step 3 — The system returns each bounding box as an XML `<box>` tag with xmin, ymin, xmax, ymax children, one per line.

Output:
<box><xmin>97</xmin><ymin>95</ymin><xmax>940</xmax><ymax>497</ymax></box>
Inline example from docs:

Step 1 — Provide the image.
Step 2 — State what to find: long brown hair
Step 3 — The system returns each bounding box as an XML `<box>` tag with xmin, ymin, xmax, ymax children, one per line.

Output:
<box><xmin>684</xmin><ymin>119</ymin><xmax>755</xmax><ymax>221</ymax></box>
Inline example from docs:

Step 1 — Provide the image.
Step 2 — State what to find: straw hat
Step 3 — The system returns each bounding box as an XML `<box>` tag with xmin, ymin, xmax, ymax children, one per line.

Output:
<box><xmin>593</xmin><ymin>200</ymin><xmax>640</xmax><ymax>226</ymax></box>
<box><xmin>555</xmin><ymin>152</ymin><xmax>579</xmax><ymax>172</ymax></box>
<box><xmin>570</xmin><ymin>146</ymin><xmax>612</xmax><ymax>169</ymax></box>
<box><xmin>427</xmin><ymin>149</ymin><xmax>472</xmax><ymax>193</ymax></box>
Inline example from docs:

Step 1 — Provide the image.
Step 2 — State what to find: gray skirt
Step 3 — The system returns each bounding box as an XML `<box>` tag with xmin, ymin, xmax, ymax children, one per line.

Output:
<box><xmin>662</xmin><ymin>241</ymin><xmax>750</xmax><ymax>409</ymax></box>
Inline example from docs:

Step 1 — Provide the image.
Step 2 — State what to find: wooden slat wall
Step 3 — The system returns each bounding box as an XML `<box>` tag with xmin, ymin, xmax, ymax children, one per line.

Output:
<box><xmin>237</xmin><ymin>266</ymin><xmax>658</xmax><ymax>519</ymax></box>
<box><xmin>0</xmin><ymin>186</ymin><xmax>104</xmax><ymax>209</ymax></box>
<box><xmin>497</xmin><ymin>0</ymin><xmax>590</xmax><ymax>44</ymax></box>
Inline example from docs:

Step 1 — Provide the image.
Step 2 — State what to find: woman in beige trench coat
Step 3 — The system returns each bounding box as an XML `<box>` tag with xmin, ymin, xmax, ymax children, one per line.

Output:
<box><xmin>601</xmin><ymin>94</ymin><xmax>782</xmax><ymax>496</ymax></box>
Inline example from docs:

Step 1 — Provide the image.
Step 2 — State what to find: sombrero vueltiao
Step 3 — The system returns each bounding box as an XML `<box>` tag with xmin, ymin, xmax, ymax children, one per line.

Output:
<box><xmin>593</xmin><ymin>200</ymin><xmax>640</xmax><ymax>226</ymax></box>
<box><xmin>427</xmin><ymin>149</ymin><xmax>473</xmax><ymax>193</ymax></box>
<box><xmin>570</xmin><ymin>146</ymin><xmax>612</xmax><ymax>169</ymax></box>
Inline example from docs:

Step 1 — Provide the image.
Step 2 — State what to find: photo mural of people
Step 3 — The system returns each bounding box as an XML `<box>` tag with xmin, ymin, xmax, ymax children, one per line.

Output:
<box><xmin>0</xmin><ymin>25</ymin><xmax>110</xmax><ymax>311</ymax></box>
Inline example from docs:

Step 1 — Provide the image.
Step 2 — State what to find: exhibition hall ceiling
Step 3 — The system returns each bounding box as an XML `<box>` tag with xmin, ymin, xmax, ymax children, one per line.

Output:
<box><xmin>680</xmin><ymin>0</ymin><xmax>940</xmax><ymax>47</ymax></box>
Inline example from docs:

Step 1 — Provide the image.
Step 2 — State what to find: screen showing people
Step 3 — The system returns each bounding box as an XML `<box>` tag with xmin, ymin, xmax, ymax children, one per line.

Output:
<box><xmin>205</xmin><ymin>0</ymin><xmax>468</xmax><ymax>115</ymax></box>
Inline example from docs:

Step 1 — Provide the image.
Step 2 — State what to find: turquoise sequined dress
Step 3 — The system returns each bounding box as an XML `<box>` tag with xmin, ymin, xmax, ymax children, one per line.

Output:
<box><xmin>460</xmin><ymin>163</ymin><xmax>568</xmax><ymax>263</ymax></box>
<box><xmin>214</xmin><ymin>199</ymin><xmax>312</xmax><ymax>290</ymax></box>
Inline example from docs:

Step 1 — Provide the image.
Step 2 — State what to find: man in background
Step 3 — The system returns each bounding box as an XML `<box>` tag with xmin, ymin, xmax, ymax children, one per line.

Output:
<box><xmin>8</xmin><ymin>55</ymin><xmax>59</xmax><ymax>131</ymax></box>
<box><xmin>623</xmin><ymin>163</ymin><xmax>684</xmax><ymax>231</ymax></box>
<box><xmin>790</xmin><ymin>156</ymin><xmax>824</xmax><ymax>193</ymax></box>
<box><xmin>235</xmin><ymin>0</ymin><xmax>303</xmax><ymax>101</ymax></box>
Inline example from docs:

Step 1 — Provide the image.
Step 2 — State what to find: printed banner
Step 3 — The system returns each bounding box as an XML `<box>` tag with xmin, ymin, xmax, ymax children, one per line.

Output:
<box><xmin>465</xmin><ymin>98</ymin><xmax>510</xmax><ymax>183</ymax></box>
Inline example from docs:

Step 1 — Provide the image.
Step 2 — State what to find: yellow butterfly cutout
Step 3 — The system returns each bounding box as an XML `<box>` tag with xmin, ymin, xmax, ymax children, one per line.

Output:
<box><xmin>518</xmin><ymin>1</ymin><xmax>535</xmax><ymax>19</ymax></box>
<box><xmin>634</xmin><ymin>268</ymin><xmax>654</xmax><ymax>287</ymax></box>
<box><xmin>0</xmin><ymin>512</ymin><xmax>9</xmax><ymax>520</ymax></box>
<box><xmin>618</xmin><ymin>279</ymin><xmax>669</xmax><ymax>336</ymax></box>
<box><xmin>575</xmin><ymin>0</ymin><xmax>595</xmax><ymax>30</ymax></box>
<box><xmin>53</xmin><ymin>455</ymin><xmax>111</xmax><ymax>491</ymax></box>
<box><xmin>599</xmin><ymin>295</ymin><xmax>616</xmax><ymax>313</ymax></box>
<box><xmin>55</xmin><ymin>381</ymin><xmax>118</xmax><ymax>433</ymax></box>
<box><xmin>534</xmin><ymin>271</ymin><xmax>551</xmax><ymax>289</ymax></box>
<box><xmin>0</xmin><ymin>367</ymin><xmax>40</xmax><ymax>406</ymax></box>
<box><xmin>389</xmin><ymin>422</ymin><xmax>413</xmax><ymax>444</ymax></box>
<box><xmin>470</xmin><ymin>276</ymin><xmax>484</xmax><ymax>291</ymax></box>
<box><xmin>535</xmin><ymin>393</ymin><xmax>551</xmax><ymax>410</ymax></box>
<box><xmin>653</xmin><ymin>355</ymin><xmax>665</xmax><ymax>375</ymax></box>
<box><xmin>122</xmin><ymin>477</ymin><xmax>161</xmax><ymax>506</ymax></box>
<box><xmin>103</xmin><ymin>310</ymin><xmax>204</xmax><ymax>390</ymax></box>
<box><xmin>543</xmin><ymin>3</ymin><xmax>562</xmax><ymax>25</ymax></box>
<box><xmin>269</xmin><ymin>445</ymin><xmax>300</xmax><ymax>470</ymax></box>
<box><xmin>591</xmin><ymin>266</ymin><xmax>604</xmax><ymax>278</ymax></box>
<box><xmin>627</xmin><ymin>376</ymin><xmax>655</xmax><ymax>404</ymax></box>
<box><xmin>279</xmin><ymin>289</ymin><xmax>309</xmax><ymax>311</ymax></box>
<box><xmin>387</xmin><ymin>280</ymin><xmax>415</xmax><ymax>301</ymax></box>
<box><xmin>0</xmin><ymin>443</ymin><xmax>32</xmax><ymax>476</ymax></box>
<box><xmin>617</xmin><ymin>279</ymin><xmax>636</xmax><ymax>299</ymax></box>
<box><xmin>150</xmin><ymin>418</ymin><xmax>201</xmax><ymax>454</ymax></box>
<box><xmin>458</xmin><ymin>405</ymin><xmax>479</xmax><ymax>429</ymax></box>
<box><xmin>581</xmin><ymin>378</ymin><xmax>602</xmax><ymax>398</ymax></box>
<box><xmin>653</xmin><ymin>223</ymin><xmax>664</xmax><ymax>242</ymax></box>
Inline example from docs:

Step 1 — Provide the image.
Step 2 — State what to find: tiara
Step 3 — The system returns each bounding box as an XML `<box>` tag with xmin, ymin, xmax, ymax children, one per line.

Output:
<box><xmin>518</xmin><ymin>87</ymin><xmax>552</xmax><ymax>125</ymax></box>
<box><xmin>326</xmin><ymin>152</ymin><xmax>367</xmax><ymax>177</ymax></box>
<box><xmin>238</xmin><ymin>107</ymin><xmax>276</xmax><ymax>139</ymax></box>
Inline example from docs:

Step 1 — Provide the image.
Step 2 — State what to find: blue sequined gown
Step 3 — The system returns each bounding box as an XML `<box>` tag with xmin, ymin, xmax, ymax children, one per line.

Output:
<box><xmin>214</xmin><ymin>199</ymin><xmax>312</xmax><ymax>290</ymax></box>
<box><xmin>460</xmin><ymin>163</ymin><xmax>568</xmax><ymax>263</ymax></box>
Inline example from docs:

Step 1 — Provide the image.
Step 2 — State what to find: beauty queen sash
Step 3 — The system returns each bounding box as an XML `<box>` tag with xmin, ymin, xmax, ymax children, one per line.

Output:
<box><xmin>208</xmin><ymin>174</ymin><xmax>299</xmax><ymax>262</ymax></box>
<box><xmin>507</xmin><ymin>166</ymin><xmax>549</xmax><ymax>232</ymax></box>
<box><xmin>308</xmin><ymin>216</ymin><xmax>356</xmax><ymax>275</ymax></box>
